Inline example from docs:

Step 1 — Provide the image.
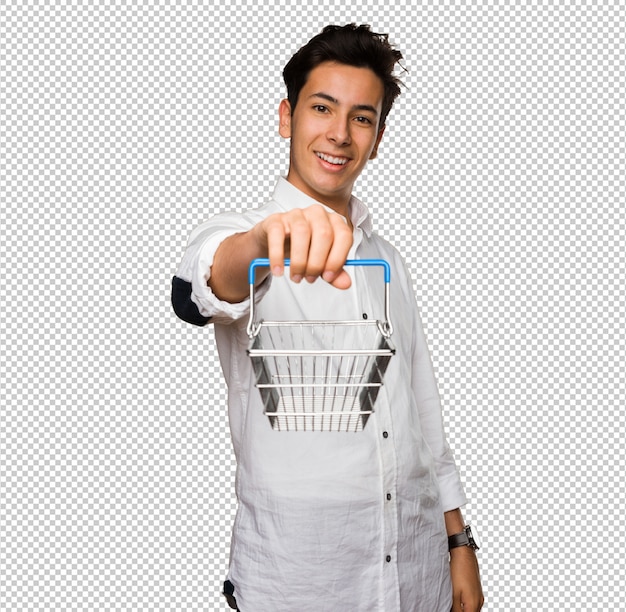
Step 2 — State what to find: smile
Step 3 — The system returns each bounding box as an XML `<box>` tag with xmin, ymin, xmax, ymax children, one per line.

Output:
<box><xmin>316</xmin><ymin>152</ymin><xmax>349</xmax><ymax>166</ymax></box>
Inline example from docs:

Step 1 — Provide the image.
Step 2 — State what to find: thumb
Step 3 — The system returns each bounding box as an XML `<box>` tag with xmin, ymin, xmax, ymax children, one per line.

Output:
<box><xmin>451</xmin><ymin>591</ymin><xmax>463</xmax><ymax>612</ymax></box>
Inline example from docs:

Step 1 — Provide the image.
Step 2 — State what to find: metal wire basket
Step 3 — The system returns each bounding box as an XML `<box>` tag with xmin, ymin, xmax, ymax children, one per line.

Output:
<box><xmin>247</xmin><ymin>258</ymin><xmax>395</xmax><ymax>432</ymax></box>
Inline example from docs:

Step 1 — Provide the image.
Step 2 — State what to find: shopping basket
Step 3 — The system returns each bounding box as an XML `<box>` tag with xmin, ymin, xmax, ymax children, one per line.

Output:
<box><xmin>247</xmin><ymin>258</ymin><xmax>395</xmax><ymax>432</ymax></box>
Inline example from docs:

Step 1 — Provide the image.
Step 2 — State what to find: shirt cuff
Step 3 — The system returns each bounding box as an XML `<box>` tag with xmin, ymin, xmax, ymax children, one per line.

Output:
<box><xmin>188</xmin><ymin>230</ymin><xmax>271</xmax><ymax>323</ymax></box>
<box><xmin>437</xmin><ymin>468</ymin><xmax>468</xmax><ymax>512</ymax></box>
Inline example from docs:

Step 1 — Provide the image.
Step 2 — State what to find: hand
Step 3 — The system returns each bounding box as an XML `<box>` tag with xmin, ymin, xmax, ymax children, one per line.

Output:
<box><xmin>449</xmin><ymin>547</ymin><xmax>484</xmax><ymax>611</ymax></box>
<box><xmin>254</xmin><ymin>204</ymin><xmax>353</xmax><ymax>289</ymax></box>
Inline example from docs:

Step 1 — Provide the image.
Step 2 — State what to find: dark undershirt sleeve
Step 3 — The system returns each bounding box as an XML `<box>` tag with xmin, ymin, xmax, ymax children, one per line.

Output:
<box><xmin>171</xmin><ymin>276</ymin><xmax>211</xmax><ymax>326</ymax></box>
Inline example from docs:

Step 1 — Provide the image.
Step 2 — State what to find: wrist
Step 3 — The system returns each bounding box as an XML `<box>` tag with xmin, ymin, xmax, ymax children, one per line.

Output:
<box><xmin>449</xmin><ymin>543</ymin><xmax>476</xmax><ymax>556</ymax></box>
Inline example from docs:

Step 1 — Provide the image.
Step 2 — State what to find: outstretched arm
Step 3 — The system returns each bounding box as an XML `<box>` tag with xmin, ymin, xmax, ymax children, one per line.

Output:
<box><xmin>209</xmin><ymin>204</ymin><xmax>354</xmax><ymax>303</ymax></box>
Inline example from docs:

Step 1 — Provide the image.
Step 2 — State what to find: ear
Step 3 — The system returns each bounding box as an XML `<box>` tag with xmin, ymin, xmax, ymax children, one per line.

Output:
<box><xmin>369</xmin><ymin>125</ymin><xmax>386</xmax><ymax>160</ymax></box>
<box><xmin>278</xmin><ymin>99</ymin><xmax>292</xmax><ymax>139</ymax></box>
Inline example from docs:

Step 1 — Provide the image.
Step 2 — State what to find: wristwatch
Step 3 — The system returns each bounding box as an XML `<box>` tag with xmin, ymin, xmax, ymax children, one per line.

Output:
<box><xmin>448</xmin><ymin>525</ymin><xmax>480</xmax><ymax>551</ymax></box>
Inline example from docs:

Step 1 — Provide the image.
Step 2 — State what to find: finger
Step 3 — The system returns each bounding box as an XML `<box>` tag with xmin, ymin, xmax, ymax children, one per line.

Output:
<box><xmin>302</xmin><ymin>205</ymin><xmax>336</xmax><ymax>282</ymax></box>
<box><xmin>284</xmin><ymin>209</ymin><xmax>312</xmax><ymax>282</ymax></box>
<box><xmin>321</xmin><ymin>213</ymin><xmax>353</xmax><ymax>289</ymax></box>
<box><xmin>458</xmin><ymin>590</ymin><xmax>485</xmax><ymax>611</ymax></box>
<box><xmin>451</xmin><ymin>591</ymin><xmax>462</xmax><ymax>612</ymax></box>
<box><xmin>263</xmin><ymin>215</ymin><xmax>288</xmax><ymax>278</ymax></box>
<box><xmin>460</xmin><ymin>595</ymin><xmax>484</xmax><ymax>612</ymax></box>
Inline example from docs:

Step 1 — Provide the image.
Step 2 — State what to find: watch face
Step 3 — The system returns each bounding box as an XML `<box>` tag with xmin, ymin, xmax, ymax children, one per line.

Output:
<box><xmin>466</xmin><ymin>525</ymin><xmax>481</xmax><ymax>550</ymax></box>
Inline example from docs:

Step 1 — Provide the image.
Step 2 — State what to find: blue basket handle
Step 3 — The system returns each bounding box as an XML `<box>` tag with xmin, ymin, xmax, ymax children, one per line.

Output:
<box><xmin>247</xmin><ymin>258</ymin><xmax>393</xmax><ymax>338</ymax></box>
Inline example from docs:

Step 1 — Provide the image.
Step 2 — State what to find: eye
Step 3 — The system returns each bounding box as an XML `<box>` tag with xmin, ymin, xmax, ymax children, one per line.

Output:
<box><xmin>313</xmin><ymin>104</ymin><xmax>329</xmax><ymax>113</ymax></box>
<box><xmin>354</xmin><ymin>115</ymin><xmax>374</xmax><ymax>125</ymax></box>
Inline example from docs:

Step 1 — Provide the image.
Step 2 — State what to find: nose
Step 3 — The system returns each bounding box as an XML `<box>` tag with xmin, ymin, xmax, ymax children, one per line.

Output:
<box><xmin>327</xmin><ymin>115</ymin><xmax>351</xmax><ymax>146</ymax></box>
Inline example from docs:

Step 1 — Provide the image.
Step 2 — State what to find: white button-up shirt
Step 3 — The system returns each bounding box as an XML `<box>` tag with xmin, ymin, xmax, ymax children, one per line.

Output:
<box><xmin>174</xmin><ymin>178</ymin><xmax>467</xmax><ymax>612</ymax></box>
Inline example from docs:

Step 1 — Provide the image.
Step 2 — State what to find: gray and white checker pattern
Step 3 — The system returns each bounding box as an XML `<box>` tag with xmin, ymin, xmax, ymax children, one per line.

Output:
<box><xmin>1</xmin><ymin>1</ymin><xmax>624</xmax><ymax>609</ymax></box>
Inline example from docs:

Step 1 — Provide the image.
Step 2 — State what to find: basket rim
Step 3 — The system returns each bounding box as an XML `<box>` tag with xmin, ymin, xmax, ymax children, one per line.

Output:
<box><xmin>247</xmin><ymin>319</ymin><xmax>396</xmax><ymax>356</ymax></box>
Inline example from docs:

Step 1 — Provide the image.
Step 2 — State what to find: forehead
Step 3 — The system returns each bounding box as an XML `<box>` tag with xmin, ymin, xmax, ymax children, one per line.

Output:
<box><xmin>302</xmin><ymin>61</ymin><xmax>384</xmax><ymax>111</ymax></box>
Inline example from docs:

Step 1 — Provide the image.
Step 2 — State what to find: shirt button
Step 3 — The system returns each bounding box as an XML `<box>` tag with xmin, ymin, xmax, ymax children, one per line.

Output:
<box><xmin>386</xmin><ymin>493</ymin><xmax>392</xmax><ymax>500</ymax></box>
<box><xmin>386</xmin><ymin>555</ymin><xmax>391</xmax><ymax>562</ymax></box>
<box><xmin>362</xmin><ymin>313</ymin><xmax>368</xmax><ymax>319</ymax></box>
<box><xmin>383</xmin><ymin>431</ymin><xmax>389</xmax><ymax>438</ymax></box>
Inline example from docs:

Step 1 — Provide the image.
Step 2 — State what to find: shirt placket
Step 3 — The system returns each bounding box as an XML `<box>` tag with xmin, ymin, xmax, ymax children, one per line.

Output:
<box><xmin>352</xmin><ymin>241</ymin><xmax>402</xmax><ymax>611</ymax></box>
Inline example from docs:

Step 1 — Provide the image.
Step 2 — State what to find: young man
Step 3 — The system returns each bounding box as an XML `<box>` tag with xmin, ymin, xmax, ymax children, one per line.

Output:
<box><xmin>172</xmin><ymin>24</ymin><xmax>483</xmax><ymax>612</ymax></box>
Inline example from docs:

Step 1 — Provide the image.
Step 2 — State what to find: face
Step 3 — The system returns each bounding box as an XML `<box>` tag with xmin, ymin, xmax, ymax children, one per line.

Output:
<box><xmin>279</xmin><ymin>61</ymin><xmax>385</xmax><ymax>213</ymax></box>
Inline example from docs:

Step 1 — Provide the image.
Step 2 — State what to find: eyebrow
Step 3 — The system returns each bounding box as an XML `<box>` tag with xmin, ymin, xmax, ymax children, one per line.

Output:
<box><xmin>308</xmin><ymin>92</ymin><xmax>379</xmax><ymax>116</ymax></box>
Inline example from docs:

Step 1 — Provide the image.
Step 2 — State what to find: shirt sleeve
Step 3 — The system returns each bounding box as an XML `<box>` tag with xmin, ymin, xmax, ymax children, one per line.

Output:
<box><xmin>172</xmin><ymin>211</ymin><xmax>271</xmax><ymax>326</ymax></box>
<box><xmin>405</xmin><ymin>263</ymin><xmax>468</xmax><ymax>512</ymax></box>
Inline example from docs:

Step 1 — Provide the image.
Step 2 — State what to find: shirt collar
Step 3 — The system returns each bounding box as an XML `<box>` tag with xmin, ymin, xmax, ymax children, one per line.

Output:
<box><xmin>272</xmin><ymin>177</ymin><xmax>373</xmax><ymax>237</ymax></box>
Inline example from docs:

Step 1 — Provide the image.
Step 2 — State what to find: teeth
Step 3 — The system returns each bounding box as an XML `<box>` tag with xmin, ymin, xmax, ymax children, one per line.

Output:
<box><xmin>316</xmin><ymin>152</ymin><xmax>348</xmax><ymax>165</ymax></box>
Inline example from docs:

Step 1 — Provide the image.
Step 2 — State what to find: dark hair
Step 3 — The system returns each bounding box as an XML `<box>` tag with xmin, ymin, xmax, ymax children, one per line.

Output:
<box><xmin>283</xmin><ymin>24</ymin><xmax>405</xmax><ymax>128</ymax></box>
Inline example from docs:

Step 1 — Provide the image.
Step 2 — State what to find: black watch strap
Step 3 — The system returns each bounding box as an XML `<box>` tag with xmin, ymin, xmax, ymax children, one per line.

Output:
<box><xmin>448</xmin><ymin>525</ymin><xmax>480</xmax><ymax>551</ymax></box>
<box><xmin>448</xmin><ymin>531</ymin><xmax>470</xmax><ymax>550</ymax></box>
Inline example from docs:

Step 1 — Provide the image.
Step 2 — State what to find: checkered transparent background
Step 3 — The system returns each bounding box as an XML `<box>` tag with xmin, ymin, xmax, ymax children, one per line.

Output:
<box><xmin>2</xmin><ymin>1</ymin><xmax>625</xmax><ymax>610</ymax></box>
